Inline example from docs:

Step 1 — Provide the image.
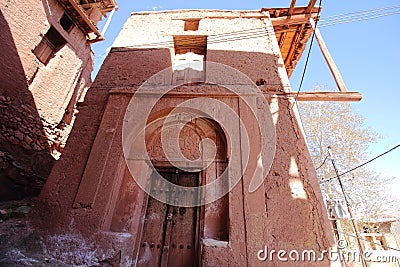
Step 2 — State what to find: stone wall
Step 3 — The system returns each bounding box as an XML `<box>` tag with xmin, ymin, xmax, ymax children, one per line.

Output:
<box><xmin>0</xmin><ymin>0</ymin><xmax>96</xmax><ymax>199</ymax></box>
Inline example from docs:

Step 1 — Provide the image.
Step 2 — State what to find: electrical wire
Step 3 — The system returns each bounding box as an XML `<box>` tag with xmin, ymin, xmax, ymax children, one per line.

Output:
<box><xmin>292</xmin><ymin>0</ymin><xmax>323</xmax><ymax>106</ymax></box>
<box><xmin>94</xmin><ymin>5</ymin><xmax>400</xmax><ymax>59</ymax></box>
<box><xmin>320</xmin><ymin>144</ymin><xmax>400</xmax><ymax>184</ymax></box>
<box><xmin>291</xmin><ymin>5</ymin><xmax>399</xmax><ymax>106</ymax></box>
<box><xmin>321</xmin><ymin>4</ymin><xmax>400</xmax><ymax>20</ymax></box>
<box><xmin>318</xmin><ymin>4</ymin><xmax>400</xmax><ymax>27</ymax></box>
<box><xmin>109</xmin><ymin>5</ymin><xmax>400</xmax><ymax>49</ymax></box>
<box><xmin>315</xmin><ymin>154</ymin><xmax>329</xmax><ymax>170</ymax></box>
<box><xmin>319</xmin><ymin>10</ymin><xmax>400</xmax><ymax>27</ymax></box>
<box><xmin>124</xmin><ymin>27</ymin><xmax>275</xmax><ymax>49</ymax></box>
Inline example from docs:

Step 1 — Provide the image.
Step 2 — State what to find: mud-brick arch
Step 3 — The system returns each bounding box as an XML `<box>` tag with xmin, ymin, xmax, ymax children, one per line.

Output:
<box><xmin>34</xmin><ymin>62</ymin><xmax>279</xmax><ymax>266</ymax></box>
<box><xmin>113</xmin><ymin>106</ymin><xmax>231</xmax><ymax>264</ymax></box>
<box><xmin>108</xmin><ymin>78</ymin><xmax>276</xmax><ymax>265</ymax></box>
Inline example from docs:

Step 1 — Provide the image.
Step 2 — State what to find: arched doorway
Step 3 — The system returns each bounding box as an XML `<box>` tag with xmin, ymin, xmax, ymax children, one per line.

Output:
<box><xmin>138</xmin><ymin>169</ymin><xmax>200</xmax><ymax>266</ymax></box>
<box><xmin>136</xmin><ymin>115</ymin><xmax>228</xmax><ymax>266</ymax></box>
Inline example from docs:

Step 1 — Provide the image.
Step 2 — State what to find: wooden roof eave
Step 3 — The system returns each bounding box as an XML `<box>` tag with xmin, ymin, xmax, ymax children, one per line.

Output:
<box><xmin>98</xmin><ymin>0</ymin><xmax>118</xmax><ymax>15</ymax></box>
<box><xmin>263</xmin><ymin>6</ymin><xmax>321</xmax><ymax>78</ymax></box>
<box><xmin>57</xmin><ymin>0</ymin><xmax>105</xmax><ymax>42</ymax></box>
<box><xmin>262</xmin><ymin>6</ymin><xmax>321</xmax><ymax>18</ymax></box>
<box><xmin>263</xmin><ymin>4</ymin><xmax>360</xmax><ymax>101</ymax></box>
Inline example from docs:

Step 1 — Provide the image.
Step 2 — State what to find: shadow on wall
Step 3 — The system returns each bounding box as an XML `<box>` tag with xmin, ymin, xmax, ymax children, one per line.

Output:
<box><xmin>40</xmin><ymin>0</ymin><xmax>93</xmax><ymax>127</ymax></box>
<box><xmin>34</xmin><ymin>47</ymin><xmax>280</xmax><ymax>235</ymax></box>
<box><xmin>29</xmin><ymin>46</ymin><xmax>335</xmax><ymax>265</ymax></box>
<box><xmin>32</xmin><ymin>48</ymin><xmax>174</xmax><ymax>234</ymax></box>
<box><xmin>0</xmin><ymin>10</ymin><xmax>54</xmax><ymax>200</ymax></box>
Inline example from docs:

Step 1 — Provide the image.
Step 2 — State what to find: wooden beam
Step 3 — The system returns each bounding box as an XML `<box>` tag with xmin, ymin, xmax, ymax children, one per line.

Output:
<box><xmin>81</xmin><ymin>3</ymin><xmax>101</xmax><ymax>9</ymax></box>
<box><xmin>309</xmin><ymin>18</ymin><xmax>348</xmax><ymax>92</ymax></box>
<box><xmin>294</xmin><ymin>91</ymin><xmax>361</xmax><ymax>101</ymax></box>
<box><xmin>278</xmin><ymin>32</ymin><xmax>287</xmax><ymax>48</ymax></box>
<box><xmin>274</xmin><ymin>91</ymin><xmax>362</xmax><ymax>102</ymax></box>
<box><xmin>305</xmin><ymin>0</ymin><xmax>318</xmax><ymax>14</ymax></box>
<box><xmin>288</xmin><ymin>0</ymin><xmax>296</xmax><ymax>16</ymax></box>
<box><xmin>284</xmin><ymin>25</ymin><xmax>304</xmax><ymax>67</ymax></box>
<box><xmin>271</xmin><ymin>13</ymin><xmax>314</xmax><ymax>27</ymax></box>
<box><xmin>66</xmin><ymin>0</ymin><xmax>102</xmax><ymax>38</ymax></box>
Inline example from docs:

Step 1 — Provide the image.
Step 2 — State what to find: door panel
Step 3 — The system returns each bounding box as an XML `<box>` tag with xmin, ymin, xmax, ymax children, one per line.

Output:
<box><xmin>166</xmin><ymin>172</ymin><xmax>198</xmax><ymax>267</ymax></box>
<box><xmin>138</xmin><ymin>171</ymin><xmax>199</xmax><ymax>267</ymax></box>
<box><xmin>138</xmin><ymin>172</ymin><xmax>172</xmax><ymax>266</ymax></box>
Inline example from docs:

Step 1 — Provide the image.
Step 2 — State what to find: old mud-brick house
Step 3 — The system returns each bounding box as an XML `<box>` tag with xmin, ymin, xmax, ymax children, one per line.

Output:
<box><xmin>29</xmin><ymin>0</ymin><xmax>360</xmax><ymax>265</ymax></box>
<box><xmin>0</xmin><ymin>0</ymin><xmax>117</xmax><ymax>199</ymax></box>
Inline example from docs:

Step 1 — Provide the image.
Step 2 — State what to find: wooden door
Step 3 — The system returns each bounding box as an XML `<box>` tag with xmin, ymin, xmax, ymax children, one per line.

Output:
<box><xmin>138</xmin><ymin>170</ymin><xmax>199</xmax><ymax>267</ymax></box>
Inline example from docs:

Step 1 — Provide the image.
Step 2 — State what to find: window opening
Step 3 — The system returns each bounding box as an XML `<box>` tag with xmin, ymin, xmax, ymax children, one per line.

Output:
<box><xmin>60</xmin><ymin>13</ymin><xmax>74</xmax><ymax>32</ymax></box>
<box><xmin>33</xmin><ymin>26</ymin><xmax>67</xmax><ymax>64</ymax></box>
<box><xmin>172</xmin><ymin>35</ymin><xmax>207</xmax><ymax>84</ymax></box>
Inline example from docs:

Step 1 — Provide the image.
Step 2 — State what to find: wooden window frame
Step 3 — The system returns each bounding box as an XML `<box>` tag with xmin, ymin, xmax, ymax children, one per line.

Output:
<box><xmin>60</xmin><ymin>13</ymin><xmax>74</xmax><ymax>33</ymax></box>
<box><xmin>33</xmin><ymin>26</ymin><xmax>67</xmax><ymax>65</ymax></box>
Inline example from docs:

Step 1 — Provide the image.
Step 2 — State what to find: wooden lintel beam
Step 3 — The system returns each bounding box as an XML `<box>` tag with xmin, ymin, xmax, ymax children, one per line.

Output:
<box><xmin>309</xmin><ymin>18</ymin><xmax>348</xmax><ymax>92</ymax></box>
<box><xmin>286</xmin><ymin>91</ymin><xmax>362</xmax><ymax>102</ymax></box>
<box><xmin>295</xmin><ymin>91</ymin><xmax>362</xmax><ymax>102</ymax></box>
<box><xmin>305</xmin><ymin>0</ymin><xmax>318</xmax><ymax>14</ymax></box>
<box><xmin>288</xmin><ymin>0</ymin><xmax>296</xmax><ymax>16</ymax></box>
<box><xmin>66</xmin><ymin>0</ymin><xmax>102</xmax><ymax>38</ymax></box>
<box><xmin>271</xmin><ymin>13</ymin><xmax>314</xmax><ymax>27</ymax></box>
<box><xmin>81</xmin><ymin>3</ymin><xmax>101</xmax><ymax>9</ymax></box>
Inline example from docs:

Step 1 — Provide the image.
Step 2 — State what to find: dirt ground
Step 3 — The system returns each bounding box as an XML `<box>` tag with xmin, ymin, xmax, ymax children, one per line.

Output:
<box><xmin>0</xmin><ymin>198</ymin><xmax>69</xmax><ymax>266</ymax></box>
<box><xmin>0</xmin><ymin>198</ymin><xmax>121</xmax><ymax>267</ymax></box>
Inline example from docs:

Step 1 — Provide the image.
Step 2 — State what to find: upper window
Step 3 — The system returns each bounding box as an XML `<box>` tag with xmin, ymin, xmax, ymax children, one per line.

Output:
<box><xmin>33</xmin><ymin>26</ymin><xmax>67</xmax><ymax>65</ymax></box>
<box><xmin>172</xmin><ymin>36</ymin><xmax>207</xmax><ymax>84</ymax></box>
<box><xmin>173</xmin><ymin>35</ymin><xmax>207</xmax><ymax>56</ymax></box>
<box><xmin>60</xmin><ymin>13</ymin><xmax>74</xmax><ymax>32</ymax></box>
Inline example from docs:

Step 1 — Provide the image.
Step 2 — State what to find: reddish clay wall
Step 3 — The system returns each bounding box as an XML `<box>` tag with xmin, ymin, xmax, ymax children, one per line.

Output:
<box><xmin>0</xmin><ymin>0</ymin><xmax>96</xmax><ymax>199</ymax></box>
<box><xmin>32</xmin><ymin>10</ymin><xmax>335</xmax><ymax>266</ymax></box>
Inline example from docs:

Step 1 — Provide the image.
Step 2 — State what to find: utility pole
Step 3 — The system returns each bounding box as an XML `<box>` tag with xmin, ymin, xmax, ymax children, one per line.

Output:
<box><xmin>327</xmin><ymin>146</ymin><xmax>367</xmax><ymax>267</ymax></box>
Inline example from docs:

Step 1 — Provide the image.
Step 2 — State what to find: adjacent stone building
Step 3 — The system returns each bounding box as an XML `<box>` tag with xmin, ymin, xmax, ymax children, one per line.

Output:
<box><xmin>33</xmin><ymin>6</ymin><xmax>336</xmax><ymax>266</ymax></box>
<box><xmin>360</xmin><ymin>219</ymin><xmax>400</xmax><ymax>267</ymax></box>
<box><xmin>0</xmin><ymin>0</ymin><xmax>117</xmax><ymax>199</ymax></box>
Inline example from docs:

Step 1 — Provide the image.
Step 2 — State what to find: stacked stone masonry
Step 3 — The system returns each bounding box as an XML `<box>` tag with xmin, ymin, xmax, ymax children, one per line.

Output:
<box><xmin>0</xmin><ymin>0</ymin><xmax>115</xmax><ymax>199</ymax></box>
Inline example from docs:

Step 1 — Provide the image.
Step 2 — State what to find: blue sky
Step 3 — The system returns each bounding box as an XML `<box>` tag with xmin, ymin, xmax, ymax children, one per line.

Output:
<box><xmin>91</xmin><ymin>0</ymin><xmax>400</xmax><ymax>196</ymax></box>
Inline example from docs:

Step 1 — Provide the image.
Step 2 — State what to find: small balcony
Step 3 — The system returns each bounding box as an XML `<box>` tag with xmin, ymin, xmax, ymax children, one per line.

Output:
<box><xmin>56</xmin><ymin>0</ymin><xmax>118</xmax><ymax>42</ymax></box>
